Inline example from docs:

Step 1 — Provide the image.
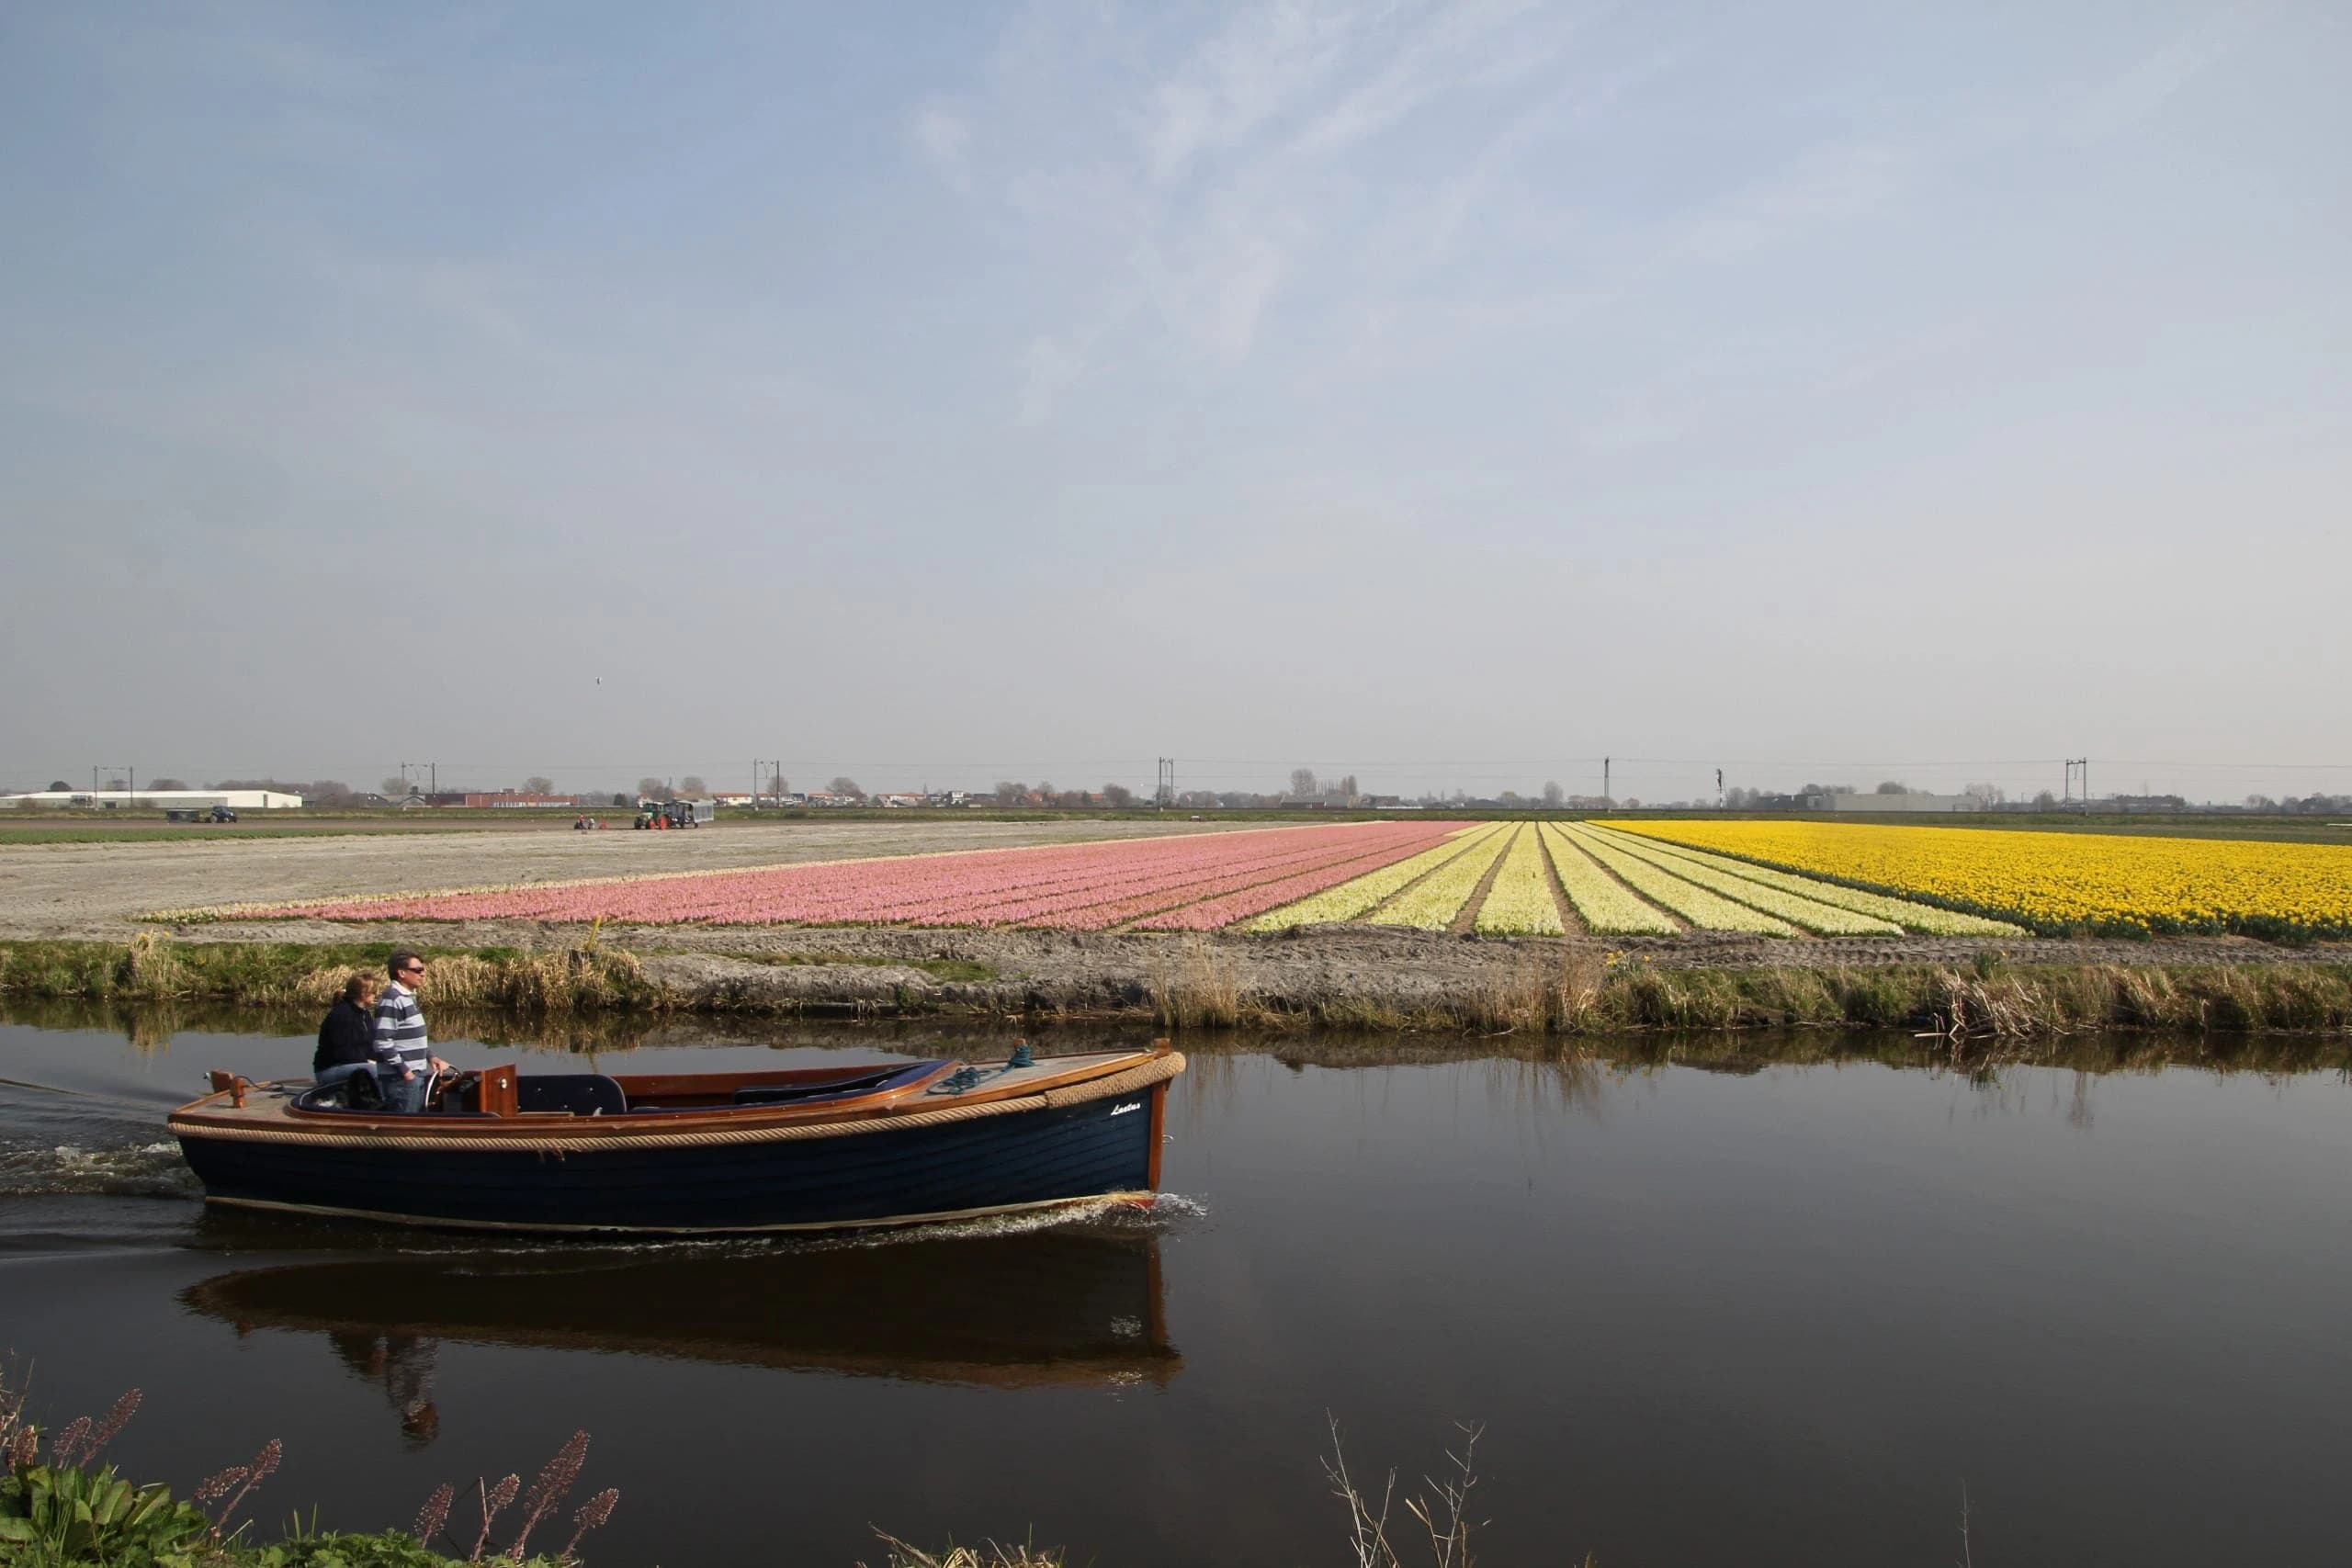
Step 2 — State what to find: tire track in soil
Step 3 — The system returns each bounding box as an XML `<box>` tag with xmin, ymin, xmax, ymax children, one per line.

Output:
<box><xmin>1450</xmin><ymin>825</ymin><xmax>1521</xmax><ymax>935</ymax></box>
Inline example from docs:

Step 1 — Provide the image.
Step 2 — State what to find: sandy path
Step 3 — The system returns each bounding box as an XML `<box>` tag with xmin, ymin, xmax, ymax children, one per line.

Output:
<box><xmin>0</xmin><ymin>819</ymin><xmax>1252</xmax><ymax>941</ymax></box>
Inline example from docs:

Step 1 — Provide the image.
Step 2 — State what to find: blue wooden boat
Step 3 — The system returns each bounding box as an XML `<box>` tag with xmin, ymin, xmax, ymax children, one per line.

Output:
<box><xmin>167</xmin><ymin>1044</ymin><xmax>1182</xmax><ymax>1236</ymax></box>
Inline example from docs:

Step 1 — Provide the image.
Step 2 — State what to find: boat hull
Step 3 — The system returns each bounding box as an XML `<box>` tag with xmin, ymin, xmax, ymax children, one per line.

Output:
<box><xmin>175</xmin><ymin>1085</ymin><xmax>1163</xmax><ymax>1235</ymax></box>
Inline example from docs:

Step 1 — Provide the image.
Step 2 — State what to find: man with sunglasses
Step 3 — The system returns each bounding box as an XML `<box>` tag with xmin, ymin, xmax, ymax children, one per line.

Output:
<box><xmin>371</xmin><ymin>951</ymin><xmax>453</xmax><ymax>1112</ymax></box>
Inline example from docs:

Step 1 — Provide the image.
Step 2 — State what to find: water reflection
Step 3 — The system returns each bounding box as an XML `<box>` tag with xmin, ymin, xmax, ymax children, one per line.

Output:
<box><xmin>178</xmin><ymin>1225</ymin><xmax>1181</xmax><ymax>1421</ymax></box>
<box><xmin>324</xmin><ymin>1327</ymin><xmax>442</xmax><ymax>1446</ymax></box>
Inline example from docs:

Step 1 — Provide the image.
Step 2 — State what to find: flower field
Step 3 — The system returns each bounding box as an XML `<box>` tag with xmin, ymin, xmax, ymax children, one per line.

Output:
<box><xmin>193</xmin><ymin>822</ymin><xmax>1474</xmax><ymax>931</ymax></box>
<box><xmin>1474</xmin><ymin>827</ymin><xmax>1567</xmax><ymax>936</ymax></box>
<box><xmin>170</xmin><ymin>813</ymin><xmax>2339</xmax><ymax>943</ymax></box>
<box><xmin>1612</xmin><ymin>819</ymin><xmax>2352</xmax><ymax>940</ymax></box>
<box><xmin>1242</xmin><ymin>824</ymin><xmax>1510</xmax><ymax>931</ymax></box>
<box><xmin>1539</xmin><ymin>825</ymin><xmax>1679</xmax><ymax>935</ymax></box>
<box><xmin>1364</xmin><ymin>824</ymin><xmax>1517</xmax><ymax>931</ymax></box>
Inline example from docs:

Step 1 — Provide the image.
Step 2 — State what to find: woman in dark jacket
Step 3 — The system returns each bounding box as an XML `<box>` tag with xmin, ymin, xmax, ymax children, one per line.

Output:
<box><xmin>314</xmin><ymin>973</ymin><xmax>379</xmax><ymax>1096</ymax></box>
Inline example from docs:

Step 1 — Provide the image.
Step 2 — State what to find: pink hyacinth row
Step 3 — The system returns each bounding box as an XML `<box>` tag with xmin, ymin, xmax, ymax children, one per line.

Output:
<box><xmin>264</xmin><ymin>822</ymin><xmax>1471</xmax><ymax>931</ymax></box>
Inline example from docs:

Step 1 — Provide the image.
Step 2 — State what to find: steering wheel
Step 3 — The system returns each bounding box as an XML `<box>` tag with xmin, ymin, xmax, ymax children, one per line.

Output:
<box><xmin>424</xmin><ymin>1068</ymin><xmax>479</xmax><ymax>1111</ymax></box>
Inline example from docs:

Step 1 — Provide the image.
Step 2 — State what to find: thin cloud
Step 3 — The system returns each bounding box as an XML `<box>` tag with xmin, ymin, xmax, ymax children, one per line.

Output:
<box><xmin>2074</xmin><ymin>1</ymin><xmax>2261</xmax><ymax>139</ymax></box>
<box><xmin>1670</xmin><ymin>143</ymin><xmax>1908</xmax><ymax>264</ymax></box>
<box><xmin>910</xmin><ymin>102</ymin><xmax>974</xmax><ymax>192</ymax></box>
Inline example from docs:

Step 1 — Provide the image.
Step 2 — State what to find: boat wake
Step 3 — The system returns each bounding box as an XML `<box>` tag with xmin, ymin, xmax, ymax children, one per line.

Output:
<box><xmin>0</xmin><ymin>1140</ymin><xmax>201</xmax><ymax>1200</ymax></box>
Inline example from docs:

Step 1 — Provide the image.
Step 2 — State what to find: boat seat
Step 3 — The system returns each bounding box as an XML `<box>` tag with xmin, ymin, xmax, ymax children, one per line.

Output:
<box><xmin>514</xmin><ymin>1074</ymin><xmax>628</xmax><ymax>1117</ymax></box>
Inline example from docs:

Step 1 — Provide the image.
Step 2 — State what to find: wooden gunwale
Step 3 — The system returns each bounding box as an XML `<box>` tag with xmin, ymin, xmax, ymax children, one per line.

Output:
<box><xmin>166</xmin><ymin>1048</ymin><xmax>1172</xmax><ymax>1144</ymax></box>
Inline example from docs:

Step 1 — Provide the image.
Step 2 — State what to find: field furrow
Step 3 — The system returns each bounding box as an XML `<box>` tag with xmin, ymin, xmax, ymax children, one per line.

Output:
<box><xmin>1554</xmin><ymin>824</ymin><xmax>1797</xmax><ymax>936</ymax></box>
<box><xmin>1537</xmin><ymin>825</ymin><xmax>1679</xmax><ymax>935</ymax></box>
<box><xmin>1581</xmin><ymin>826</ymin><xmax>1903</xmax><ymax>935</ymax></box>
<box><xmin>1473</xmin><ymin>827</ymin><xmax>1566</xmax><ymax>935</ymax></box>
<box><xmin>1243</xmin><ymin>824</ymin><xmax>1510</xmax><ymax>931</ymax></box>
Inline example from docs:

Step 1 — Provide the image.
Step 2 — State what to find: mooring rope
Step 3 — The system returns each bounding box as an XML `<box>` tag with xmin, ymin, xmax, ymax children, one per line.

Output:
<box><xmin>170</xmin><ymin>1054</ymin><xmax>1183</xmax><ymax>1155</ymax></box>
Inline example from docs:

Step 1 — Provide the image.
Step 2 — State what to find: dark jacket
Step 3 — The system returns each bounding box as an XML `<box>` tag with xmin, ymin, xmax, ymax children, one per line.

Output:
<box><xmin>315</xmin><ymin>998</ymin><xmax>376</xmax><ymax>1073</ymax></box>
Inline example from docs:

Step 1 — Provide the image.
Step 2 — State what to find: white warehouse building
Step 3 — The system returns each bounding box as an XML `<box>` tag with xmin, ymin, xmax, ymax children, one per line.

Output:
<box><xmin>1</xmin><ymin>790</ymin><xmax>305</xmax><ymax>810</ymax></box>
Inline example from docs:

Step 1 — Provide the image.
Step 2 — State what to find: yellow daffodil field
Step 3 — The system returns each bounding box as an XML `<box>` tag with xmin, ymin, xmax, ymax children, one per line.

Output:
<box><xmin>1612</xmin><ymin>820</ymin><xmax>2352</xmax><ymax>941</ymax></box>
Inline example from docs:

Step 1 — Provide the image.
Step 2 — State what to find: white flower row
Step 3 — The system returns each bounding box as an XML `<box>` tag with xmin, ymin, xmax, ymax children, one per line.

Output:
<box><xmin>1537</xmin><ymin>826</ymin><xmax>1679</xmax><ymax>935</ymax></box>
<box><xmin>1246</xmin><ymin>824</ymin><xmax>1510</xmax><ymax>931</ymax></box>
<box><xmin>1554</xmin><ymin>825</ymin><xmax>1797</xmax><ymax>936</ymax></box>
<box><xmin>1473</xmin><ymin>827</ymin><xmax>1566</xmax><ymax>935</ymax></box>
<box><xmin>1364</xmin><ymin>824</ymin><xmax>1518</xmax><ymax>930</ymax></box>
<box><xmin>1582</xmin><ymin>827</ymin><xmax>1903</xmax><ymax>935</ymax></box>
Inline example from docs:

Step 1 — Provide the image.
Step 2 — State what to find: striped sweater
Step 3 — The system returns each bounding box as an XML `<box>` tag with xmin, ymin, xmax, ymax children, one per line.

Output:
<box><xmin>370</xmin><ymin>981</ymin><xmax>430</xmax><ymax>1074</ymax></box>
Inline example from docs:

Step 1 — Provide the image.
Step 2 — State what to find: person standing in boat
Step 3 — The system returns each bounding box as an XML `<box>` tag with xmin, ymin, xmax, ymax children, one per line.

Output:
<box><xmin>371</xmin><ymin>951</ymin><xmax>451</xmax><ymax>1112</ymax></box>
<box><xmin>312</xmin><ymin>973</ymin><xmax>379</xmax><ymax>1098</ymax></box>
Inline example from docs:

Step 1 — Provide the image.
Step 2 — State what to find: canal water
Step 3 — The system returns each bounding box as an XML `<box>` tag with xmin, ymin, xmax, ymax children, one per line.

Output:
<box><xmin>4</xmin><ymin>1015</ymin><xmax>2349</xmax><ymax>1567</ymax></box>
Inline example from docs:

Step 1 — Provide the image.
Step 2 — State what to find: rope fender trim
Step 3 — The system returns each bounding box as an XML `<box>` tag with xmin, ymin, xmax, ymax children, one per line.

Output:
<box><xmin>170</xmin><ymin>1053</ymin><xmax>1185</xmax><ymax>1155</ymax></box>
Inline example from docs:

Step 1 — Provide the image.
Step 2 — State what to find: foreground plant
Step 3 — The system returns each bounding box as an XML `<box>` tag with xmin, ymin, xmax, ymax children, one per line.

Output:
<box><xmin>862</xmin><ymin>1533</ymin><xmax>1066</xmax><ymax>1567</ymax></box>
<box><xmin>0</xmin><ymin>1361</ymin><xmax>616</xmax><ymax>1566</ymax></box>
<box><xmin>1324</xmin><ymin>1417</ymin><xmax>1488</xmax><ymax>1568</ymax></box>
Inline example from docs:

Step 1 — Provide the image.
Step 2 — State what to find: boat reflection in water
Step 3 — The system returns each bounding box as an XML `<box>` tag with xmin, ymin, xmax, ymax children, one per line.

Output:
<box><xmin>179</xmin><ymin>1224</ymin><xmax>1180</xmax><ymax>1435</ymax></box>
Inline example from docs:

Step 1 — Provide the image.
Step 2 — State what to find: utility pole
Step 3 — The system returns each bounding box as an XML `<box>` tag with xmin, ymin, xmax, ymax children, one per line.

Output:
<box><xmin>1603</xmin><ymin>757</ymin><xmax>1611</xmax><ymax>809</ymax></box>
<box><xmin>1157</xmin><ymin>758</ymin><xmax>1175</xmax><ymax>809</ymax></box>
<box><xmin>1716</xmin><ymin>768</ymin><xmax>1724</xmax><ymax>809</ymax></box>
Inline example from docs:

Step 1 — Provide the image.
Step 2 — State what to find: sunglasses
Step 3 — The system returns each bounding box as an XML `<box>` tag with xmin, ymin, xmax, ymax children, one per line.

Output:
<box><xmin>400</xmin><ymin>964</ymin><xmax>426</xmax><ymax>976</ymax></box>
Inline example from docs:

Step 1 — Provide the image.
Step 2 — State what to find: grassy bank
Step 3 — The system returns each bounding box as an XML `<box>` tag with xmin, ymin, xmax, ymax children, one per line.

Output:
<box><xmin>1369</xmin><ymin>950</ymin><xmax>2352</xmax><ymax>1039</ymax></box>
<box><xmin>0</xmin><ymin>937</ymin><xmax>666</xmax><ymax>1014</ymax></box>
<box><xmin>2</xmin><ymin>938</ymin><xmax>2347</xmax><ymax>1043</ymax></box>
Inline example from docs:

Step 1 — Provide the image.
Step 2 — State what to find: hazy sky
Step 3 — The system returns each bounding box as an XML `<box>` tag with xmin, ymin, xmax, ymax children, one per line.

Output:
<box><xmin>3</xmin><ymin>2</ymin><xmax>2346</xmax><ymax>805</ymax></box>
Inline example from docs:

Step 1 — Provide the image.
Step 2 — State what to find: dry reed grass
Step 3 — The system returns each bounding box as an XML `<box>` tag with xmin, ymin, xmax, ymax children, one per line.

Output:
<box><xmin>1150</xmin><ymin>936</ymin><xmax>1242</xmax><ymax>1027</ymax></box>
<box><xmin>863</xmin><ymin>1535</ymin><xmax>1064</xmax><ymax>1567</ymax></box>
